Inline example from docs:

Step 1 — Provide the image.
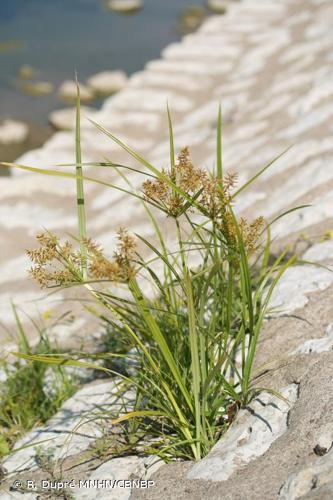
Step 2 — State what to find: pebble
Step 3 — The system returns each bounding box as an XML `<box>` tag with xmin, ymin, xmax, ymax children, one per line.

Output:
<box><xmin>179</xmin><ymin>7</ymin><xmax>206</xmax><ymax>33</ymax></box>
<box><xmin>57</xmin><ymin>80</ymin><xmax>94</xmax><ymax>103</ymax></box>
<box><xmin>19</xmin><ymin>81</ymin><xmax>54</xmax><ymax>96</ymax></box>
<box><xmin>0</xmin><ymin>119</ymin><xmax>29</xmax><ymax>145</ymax></box>
<box><xmin>206</xmin><ymin>0</ymin><xmax>228</xmax><ymax>15</ymax></box>
<box><xmin>105</xmin><ymin>0</ymin><xmax>143</xmax><ymax>15</ymax></box>
<box><xmin>87</xmin><ymin>70</ymin><xmax>127</xmax><ymax>96</ymax></box>
<box><xmin>48</xmin><ymin>106</ymin><xmax>98</xmax><ymax>130</ymax></box>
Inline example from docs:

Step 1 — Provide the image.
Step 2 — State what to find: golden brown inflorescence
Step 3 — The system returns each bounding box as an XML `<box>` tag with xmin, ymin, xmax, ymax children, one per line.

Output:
<box><xmin>88</xmin><ymin>228</ymin><xmax>137</xmax><ymax>282</ymax></box>
<box><xmin>142</xmin><ymin>147</ymin><xmax>265</xmax><ymax>252</ymax></box>
<box><xmin>239</xmin><ymin>216</ymin><xmax>265</xmax><ymax>253</ymax></box>
<box><xmin>143</xmin><ymin>146</ymin><xmax>207</xmax><ymax>218</ymax></box>
<box><xmin>27</xmin><ymin>229</ymin><xmax>137</xmax><ymax>289</ymax></box>
<box><xmin>26</xmin><ymin>233</ymin><xmax>78</xmax><ymax>288</ymax></box>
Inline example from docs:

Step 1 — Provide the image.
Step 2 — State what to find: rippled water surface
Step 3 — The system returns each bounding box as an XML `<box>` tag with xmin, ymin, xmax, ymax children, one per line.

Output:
<box><xmin>0</xmin><ymin>0</ymin><xmax>203</xmax><ymax>122</ymax></box>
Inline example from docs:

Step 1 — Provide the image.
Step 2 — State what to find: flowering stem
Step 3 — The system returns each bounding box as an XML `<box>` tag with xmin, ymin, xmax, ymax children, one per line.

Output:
<box><xmin>75</xmin><ymin>77</ymin><xmax>87</xmax><ymax>280</ymax></box>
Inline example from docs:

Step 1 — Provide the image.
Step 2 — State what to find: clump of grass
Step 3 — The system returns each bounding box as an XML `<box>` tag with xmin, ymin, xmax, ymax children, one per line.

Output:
<box><xmin>5</xmin><ymin>97</ymin><xmax>302</xmax><ymax>462</ymax></box>
<box><xmin>0</xmin><ymin>307</ymin><xmax>77</xmax><ymax>457</ymax></box>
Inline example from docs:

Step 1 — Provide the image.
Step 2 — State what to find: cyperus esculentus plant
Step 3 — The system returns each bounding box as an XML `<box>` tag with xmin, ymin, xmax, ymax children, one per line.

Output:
<box><xmin>4</xmin><ymin>98</ymin><xmax>300</xmax><ymax>462</ymax></box>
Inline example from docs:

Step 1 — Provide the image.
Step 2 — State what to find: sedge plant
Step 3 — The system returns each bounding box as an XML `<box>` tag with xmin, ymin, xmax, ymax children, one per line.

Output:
<box><xmin>2</xmin><ymin>94</ymin><xmax>304</xmax><ymax>462</ymax></box>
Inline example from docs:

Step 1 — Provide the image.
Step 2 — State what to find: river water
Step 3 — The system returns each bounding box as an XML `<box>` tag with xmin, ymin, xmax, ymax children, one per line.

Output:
<box><xmin>0</xmin><ymin>0</ymin><xmax>204</xmax><ymax>124</ymax></box>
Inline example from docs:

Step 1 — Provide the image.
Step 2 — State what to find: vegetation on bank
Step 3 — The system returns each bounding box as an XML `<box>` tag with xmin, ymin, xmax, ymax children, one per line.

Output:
<box><xmin>1</xmin><ymin>91</ymin><xmax>304</xmax><ymax>462</ymax></box>
<box><xmin>0</xmin><ymin>307</ymin><xmax>77</xmax><ymax>458</ymax></box>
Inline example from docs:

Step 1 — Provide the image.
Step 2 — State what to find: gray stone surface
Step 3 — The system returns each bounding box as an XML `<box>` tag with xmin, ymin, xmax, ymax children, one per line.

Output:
<box><xmin>268</xmin><ymin>264</ymin><xmax>333</xmax><ymax>315</ymax></box>
<box><xmin>188</xmin><ymin>385</ymin><xmax>298</xmax><ymax>482</ymax></box>
<box><xmin>76</xmin><ymin>455</ymin><xmax>162</xmax><ymax>500</ymax></box>
<box><xmin>3</xmin><ymin>380</ymin><xmax>133</xmax><ymax>474</ymax></box>
<box><xmin>132</xmin><ymin>353</ymin><xmax>333</xmax><ymax>500</ymax></box>
<box><xmin>291</xmin><ymin>322</ymin><xmax>333</xmax><ymax>355</ymax></box>
<box><xmin>279</xmin><ymin>447</ymin><xmax>333</xmax><ymax>499</ymax></box>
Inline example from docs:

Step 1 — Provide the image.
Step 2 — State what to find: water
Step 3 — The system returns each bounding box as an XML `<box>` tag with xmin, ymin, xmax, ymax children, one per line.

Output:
<box><xmin>0</xmin><ymin>0</ymin><xmax>204</xmax><ymax>124</ymax></box>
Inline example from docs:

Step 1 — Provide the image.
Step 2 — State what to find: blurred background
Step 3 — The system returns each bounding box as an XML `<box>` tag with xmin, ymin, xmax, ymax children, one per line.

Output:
<box><xmin>0</xmin><ymin>0</ymin><xmax>214</xmax><ymax>124</ymax></box>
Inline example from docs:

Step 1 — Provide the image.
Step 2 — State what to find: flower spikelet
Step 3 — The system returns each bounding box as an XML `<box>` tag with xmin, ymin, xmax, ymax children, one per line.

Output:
<box><xmin>142</xmin><ymin>147</ymin><xmax>207</xmax><ymax>217</ymax></box>
<box><xmin>240</xmin><ymin>216</ymin><xmax>265</xmax><ymax>253</ymax></box>
<box><xmin>87</xmin><ymin>229</ymin><xmax>137</xmax><ymax>282</ymax></box>
<box><xmin>26</xmin><ymin>232</ymin><xmax>81</xmax><ymax>288</ymax></box>
<box><xmin>114</xmin><ymin>228</ymin><xmax>137</xmax><ymax>280</ymax></box>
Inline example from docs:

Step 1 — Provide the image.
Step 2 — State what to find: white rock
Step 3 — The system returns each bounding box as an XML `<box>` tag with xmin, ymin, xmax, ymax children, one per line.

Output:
<box><xmin>106</xmin><ymin>0</ymin><xmax>143</xmax><ymax>14</ymax></box>
<box><xmin>58</xmin><ymin>80</ymin><xmax>94</xmax><ymax>103</ymax></box>
<box><xmin>271</xmin><ymin>72</ymin><xmax>312</xmax><ymax>95</ymax></box>
<box><xmin>259</xmin><ymin>137</ymin><xmax>333</xmax><ymax>180</ymax></box>
<box><xmin>0</xmin><ymin>201</ymin><xmax>77</xmax><ymax>230</ymax></box>
<box><xmin>75</xmin><ymin>455</ymin><xmax>161</xmax><ymax>499</ymax></box>
<box><xmin>146</xmin><ymin>58</ymin><xmax>233</xmax><ymax>76</ymax></box>
<box><xmin>162</xmin><ymin>42</ymin><xmax>240</xmax><ymax>60</ymax></box>
<box><xmin>315</xmin><ymin>423</ymin><xmax>333</xmax><ymax>451</ymax></box>
<box><xmin>231</xmin><ymin>121</ymin><xmax>268</xmax><ymax>141</ymax></box>
<box><xmin>271</xmin><ymin>188</ymin><xmax>333</xmax><ymax>240</ymax></box>
<box><xmin>131</xmin><ymin>70</ymin><xmax>210</xmax><ymax>92</ymax></box>
<box><xmin>0</xmin><ymin>119</ymin><xmax>29</xmax><ymax>145</ymax></box>
<box><xmin>279</xmin><ymin>447</ymin><xmax>333</xmax><ymax>499</ymax></box>
<box><xmin>0</xmin><ymin>255</ymin><xmax>29</xmax><ymax>285</ymax></box>
<box><xmin>175</xmin><ymin>99</ymin><xmax>237</xmax><ymax>131</ymax></box>
<box><xmin>261</xmin><ymin>157</ymin><xmax>333</xmax><ymax>218</ymax></box>
<box><xmin>291</xmin><ymin>323</ymin><xmax>333</xmax><ymax>355</ymax></box>
<box><xmin>235</xmin><ymin>191</ymin><xmax>266</xmax><ymax>212</ymax></box>
<box><xmin>288</xmin><ymin>79</ymin><xmax>333</xmax><ymax>117</ymax></box>
<box><xmin>49</xmin><ymin>106</ymin><xmax>98</xmax><ymax>130</ymax></box>
<box><xmin>306</xmin><ymin>22</ymin><xmax>330</xmax><ymax>39</ymax></box>
<box><xmin>0</xmin><ymin>494</ymin><xmax>36</xmax><ymax>500</ymax></box>
<box><xmin>151</xmin><ymin>127</ymin><xmax>211</xmax><ymax>159</ymax></box>
<box><xmin>268</xmin><ymin>264</ymin><xmax>333</xmax><ymax>316</ymax></box>
<box><xmin>286</xmin><ymin>10</ymin><xmax>312</xmax><ymax>27</ymax></box>
<box><xmin>188</xmin><ymin>385</ymin><xmax>298</xmax><ymax>481</ymax></box>
<box><xmin>87</xmin><ymin>70</ymin><xmax>127</xmax><ymax>96</ymax></box>
<box><xmin>279</xmin><ymin>38</ymin><xmax>332</xmax><ymax>65</ymax></box>
<box><xmin>3</xmin><ymin>380</ymin><xmax>134</xmax><ymax>474</ymax></box>
<box><xmin>255</xmin><ymin>93</ymin><xmax>292</xmax><ymax>120</ymax></box>
<box><xmin>94</xmin><ymin>108</ymin><xmax>161</xmax><ymax>132</ymax></box>
<box><xmin>107</xmin><ymin>88</ymin><xmax>193</xmax><ymax>113</ymax></box>
<box><xmin>303</xmin><ymin>240</ymin><xmax>333</xmax><ymax>262</ymax></box>
<box><xmin>81</xmin><ymin>128</ymin><xmax>153</xmax><ymax>154</ymax></box>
